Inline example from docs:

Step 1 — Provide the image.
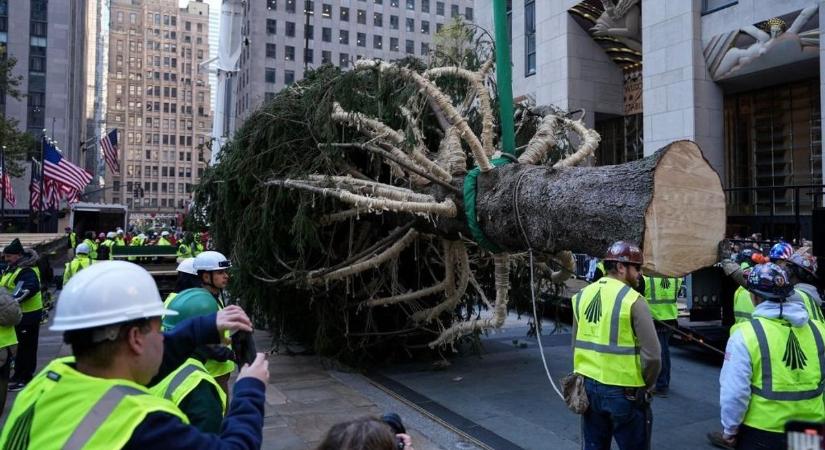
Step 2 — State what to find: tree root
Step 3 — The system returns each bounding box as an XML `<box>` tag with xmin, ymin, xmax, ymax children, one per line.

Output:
<box><xmin>553</xmin><ymin>119</ymin><xmax>601</xmax><ymax>168</ymax></box>
<box><xmin>518</xmin><ymin>114</ymin><xmax>559</xmax><ymax>165</ymax></box>
<box><xmin>412</xmin><ymin>241</ymin><xmax>470</xmax><ymax>323</ymax></box>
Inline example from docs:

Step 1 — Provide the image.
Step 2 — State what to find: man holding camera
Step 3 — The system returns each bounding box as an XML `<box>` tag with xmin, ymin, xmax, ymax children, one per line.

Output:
<box><xmin>0</xmin><ymin>261</ymin><xmax>268</xmax><ymax>449</ymax></box>
<box><xmin>572</xmin><ymin>241</ymin><xmax>661</xmax><ymax>450</ymax></box>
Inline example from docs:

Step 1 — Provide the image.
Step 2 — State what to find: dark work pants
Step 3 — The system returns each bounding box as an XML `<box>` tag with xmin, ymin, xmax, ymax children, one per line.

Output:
<box><xmin>655</xmin><ymin>327</ymin><xmax>673</xmax><ymax>391</ymax></box>
<box><xmin>12</xmin><ymin>310</ymin><xmax>42</xmax><ymax>383</ymax></box>
<box><xmin>735</xmin><ymin>425</ymin><xmax>784</xmax><ymax>450</ymax></box>
<box><xmin>581</xmin><ymin>378</ymin><xmax>651</xmax><ymax>450</ymax></box>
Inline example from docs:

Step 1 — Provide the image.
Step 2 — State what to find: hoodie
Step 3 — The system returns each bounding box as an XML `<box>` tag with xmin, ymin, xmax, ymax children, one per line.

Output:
<box><xmin>719</xmin><ymin>300</ymin><xmax>810</xmax><ymax>436</ymax></box>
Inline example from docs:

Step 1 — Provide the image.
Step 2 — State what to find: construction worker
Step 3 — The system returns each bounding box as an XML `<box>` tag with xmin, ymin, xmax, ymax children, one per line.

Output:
<box><xmin>768</xmin><ymin>242</ymin><xmax>825</xmax><ymax>324</ymax></box>
<box><xmin>154</xmin><ymin>292</ymin><xmax>227</xmax><ymax>433</ymax></box>
<box><xmin>709</xmin><ymin>263</ymin><xmax>825</xmax><ymax>449</ymax></box>
<box><xmin>572</xmin><ymin>241</ymin><xmax>660</xmax><ymax>450</ymax></box>
<box><xmin>82</xmin><ymin>231</ymin><xmax>98</xmax><ymax>260</ymax></box>
<box><xmin>587</xmin><ymin>259</ymin><xmax>605</xmax><ymax>283</ymax></box>
<box><xmin>165</xmin><ymin>258</ymin><xmax>200</xmax><ymax>308</ymax></box>
<box><xmin>172</xmin><ymin>251</ymin><xmax>235</xmax><ymax>394</ymax></box>
<box><xmin>0</xmin><ymin>238</ymin><xmax>43</xmax><ymax>391</ymax></box>
<box><xmin>157</xmin><ymin>230</ymin><xmax>173</xmax><ymax>246</ymax></box>
<box><xmin>732</xmin><ymin>249</ymin><xmax>761</xmax><ymax>326</ymax></box>
<box><xmin>63</xmin><ymin>243</ymin><xmax>92</xmax><ymax>285</ymax></box>
<box><xmin>0</xmin><ymin>261</ymin><xmax>268</xmax><ymax>449</ymax></box>
<box><xmin>192</xmin><ymin>233</ymin><xmax>205</xmax><ymax>256</ymax></box>
<box><xmin>177</xmin><ymin>233</ymin><xmax>194</xmax><ymax>259</ymax></box>
<box><xmin>784</xmin><ymin>252</ymin><xmax>824</xmax><ymax>324</ymax></box>
<box><xmin>97</xmin><ymin>231</ymin><xmax>116</xmax><ymax>261</ymax></box>
<box><xmin>641</xmin><ymin>274</ymin><xmax>682</xmax><ymax>397</ymax></box>
<box><xmin>65</xmin><ymin>227</ymin><xmax>77</xmax><ymax>252</ymax></box>
<box><xmin>0</xmin><ymin>289</ymin><xmax>17</xmax><ymax>413</ymax></box>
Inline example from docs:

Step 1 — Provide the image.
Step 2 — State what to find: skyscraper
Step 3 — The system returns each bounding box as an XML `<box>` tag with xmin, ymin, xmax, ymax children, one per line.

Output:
<box><xmin>106</xmin><ymin>0</ymin><xmax>212</xmax><ymax>219</ymax></box>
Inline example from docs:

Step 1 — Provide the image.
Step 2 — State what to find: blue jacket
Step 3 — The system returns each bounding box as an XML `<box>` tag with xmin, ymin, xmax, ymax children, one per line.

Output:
<box><xmin>122</xmin><ymin>313</ymin><xmax>264</xmax><ymax>450</ymax></box>
<box><xmin>719</xmin><ymin>300</ymin><xmax>809</xmax><ymax>436</ymax></box>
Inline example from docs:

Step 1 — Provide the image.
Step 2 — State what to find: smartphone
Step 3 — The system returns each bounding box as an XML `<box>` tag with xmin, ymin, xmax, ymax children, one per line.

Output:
<box><xmin>786</xmin><ymin>420</ymin><xmax>824</xmax><ymax>450</ymax></box>
<box><xmin>230</xmin><ymin>330</ymin><xmax>257</xmax><ymax>368</ymax></box>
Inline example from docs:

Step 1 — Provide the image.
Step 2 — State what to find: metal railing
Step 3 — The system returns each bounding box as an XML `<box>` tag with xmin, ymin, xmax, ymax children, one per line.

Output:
<box><xmin>724</xmin><ymin>184</ymin><xmax>825</xmax><ymax>241</ymax></box>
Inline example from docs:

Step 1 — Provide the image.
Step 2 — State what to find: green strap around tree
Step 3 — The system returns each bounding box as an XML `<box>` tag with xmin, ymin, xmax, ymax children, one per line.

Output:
<box><xmin>463</xmin><ymin>158</ymin><xmax>511</xmax><ymax>253</ymax></box>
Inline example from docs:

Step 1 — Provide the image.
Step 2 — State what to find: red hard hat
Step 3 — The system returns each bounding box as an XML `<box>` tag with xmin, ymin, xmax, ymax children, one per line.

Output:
<box><xmin>603</xmin><ymin>241</ymin><xmax>644</xmax><ymax>265</ymax></box>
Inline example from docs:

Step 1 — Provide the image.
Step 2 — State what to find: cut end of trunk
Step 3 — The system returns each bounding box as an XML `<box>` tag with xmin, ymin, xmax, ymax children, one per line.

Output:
<box><xmin>642</xmin><ymin>141</ymin><xmax>726</xmax><ymax>277</ymax></box>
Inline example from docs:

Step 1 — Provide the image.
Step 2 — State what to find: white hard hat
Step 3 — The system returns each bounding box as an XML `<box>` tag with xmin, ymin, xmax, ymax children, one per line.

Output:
<box><xmin>176</xmin><ymin>258</ymin><xmax>197</xmax><ymax>275</ymax></box>
<box><xmin>107</xmin><ymin>231</ymin><xmax>116</xmax><ymax>239</ymax></box>
<box><xmin>51</xmin><ymin>261</ymin><xmax>177</xmax><ymax>331</ymax></box>
<box><xmin>193</xmin><ymin>251</ymin><xmax>231</xmax><ymax>272</ymax></box>
<box><xmin>138</xmin><ymin>233</ymin><xmax>147</xmax><ymax>239</ymax></box>
<box><xmin>76</xmin><ymin>243</ymin><xmax>90</xmax><ymax>255</ymax></box>
<box><xmin>117</xmin><ymin>229</ymin><xmax>124</xmax><ymax>235</ymax></box>
<box><xmin>161</xmin><ymin>231</ymin><xmax>170</xmax><ymax>236</ymax></box>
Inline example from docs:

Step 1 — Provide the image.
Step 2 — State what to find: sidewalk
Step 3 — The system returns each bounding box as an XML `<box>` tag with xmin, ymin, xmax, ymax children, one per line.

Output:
<box><xmin>1</xmin><ymin>324</ymin><xmax>477</xmax><ymax>450</ymax></box>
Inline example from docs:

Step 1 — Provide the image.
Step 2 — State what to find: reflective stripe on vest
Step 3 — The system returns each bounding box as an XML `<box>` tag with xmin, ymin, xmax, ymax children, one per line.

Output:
<box><xmin>733</xmin><ymin>287</ymin><xmax>755</xmax><ymax>324</ymax></box>
<box><xmin>164</xmin><ymin>365</ymin><xmax>200</xmax><ymax>399</ymax></box>
<box><xmin>573</xmin><ymin>278</ymin><xmax>644</xmax><ymax>387</ymax></box>
<box><xmin>797</xmin><ymin>289</ymin><xmax>825</xmax><ymax>323</ymax></box>
<box><xmin>63</xmin><ymin>385</ymin><xmax>145</xmax><ymax>450</ymax></box>
<box><xmin>740</xmin><ymin>318</ymin><xmax>825</xmax><ymax>432</ymax></box>
<box><xmin>152</xmin><ymin>359</ymin><xmax>228</xmax><ymax>414</ymax></box>
<box><xmin>644</xmin><ymin>276</ymin><xmax>680</xmax><ymax>320</ymax></box>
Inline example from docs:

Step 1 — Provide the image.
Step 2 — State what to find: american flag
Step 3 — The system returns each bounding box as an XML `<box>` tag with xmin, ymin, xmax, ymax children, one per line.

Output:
<box><xmin>100</xmin><ymin>129</ymin><xmax>120</xmax><ymax>175</ymax></box>
<box><xmin>29</xmin><ymin>158</ymin><xmax>43</xmax><ymax>212</ymax></box>
<box><xmin>1</xmin><ymin>169</ymin><xmax>15</xmax><ymax>207</ymax></box>
<box><xmin>43</xmin><ymin>138</ymin><xmax>92</xmax><ymax>193</ymax></box>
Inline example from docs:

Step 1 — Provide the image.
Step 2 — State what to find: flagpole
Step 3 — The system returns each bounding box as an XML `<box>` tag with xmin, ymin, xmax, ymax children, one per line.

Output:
<box><xmin>39</xmin><ymin>130</ymin><xmax>46</xmax><ymax>232</ymax></box>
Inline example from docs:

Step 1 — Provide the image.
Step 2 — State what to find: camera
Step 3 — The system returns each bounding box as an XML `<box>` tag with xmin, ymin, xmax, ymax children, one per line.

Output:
<box><xmin>381</xmin><ymin>413</ymin><xmax>406</xmax><ymax>449</ymax></box>
<box><xmin>230</xmin><ymin>330</ymin><xmax>257</xmax><ymax>367</ymax></box>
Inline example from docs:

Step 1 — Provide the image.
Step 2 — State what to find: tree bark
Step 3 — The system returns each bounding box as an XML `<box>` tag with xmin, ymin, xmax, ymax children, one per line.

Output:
<box><xmin>474</xmin><ymin>140</ymin><xmax>726</xmax><ymax>276</ymax></box>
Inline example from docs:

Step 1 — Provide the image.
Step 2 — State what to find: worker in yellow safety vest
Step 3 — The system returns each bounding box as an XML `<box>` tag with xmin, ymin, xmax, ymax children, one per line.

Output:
<box><xmin>0</xmin><ymin>261</ymin><xmax>268</xmax><ymax>450</ymax></box>
<box><xmin>708</xmin><ymin>263</ymin><xmax>825</xmax><ymax>449</ymax></box>
<box><xmin>157</xmin><ymin>230</ymin><xmax>173</xmax><ymax>246</ymax></box>
<box><xmin>65</xmin><ymin>227</ymin><xmax>77</xmax><ymax>252</ymax></box>
<box><xmin>768</xmin><ymin>242</ymin><xmax>825</xmax><ymax>325</ymax></box>
<box><xmin>573</xmin><ymin>241</ymin><xmax>660</xmax><ymax>450</ymax></box>
<box><xmin>82</xmin><ymin>231</ymin><xmax>98</xmax><ymax>260</ymax></box>
<box><xmin>642</xmin><ymin>274</ymin><xmax>682</xmax><ymax>397</ymax></box>
<box><xmin>63</xmin><ymin>243</ymin><xmax>93</xmax><ymax>285</ymax></box>
<box><xmin>1</xmin><ymin>238</ymin><xmax>43</xmax><ymax>391</ymax></box>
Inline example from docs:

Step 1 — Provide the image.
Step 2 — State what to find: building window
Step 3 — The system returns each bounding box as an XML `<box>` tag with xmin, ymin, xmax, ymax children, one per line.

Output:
<box><xmin>322</xmin><ymin>27</ymin><xmax>332</xmax><ymax>42</ymax></box>
<box><xmin>421</xmin><ymin>20</ymin><xmax>429</xmax><ymax>34</ymax></box>
<box><xmin>357</xmin><ymin>32</ymin><xmax>366</xmax><ymax>47</ymax></box>
<box><xmin>465</xmin><ymin>7</ymin><xmax>473</xmax><ymax>21</ymax></box>
<box><xmin>286</xmin><ymin>0</ymin><xmax>296</xmax><ymax>13</ymax></box>
<box><xmin>524</xmin><ymin>0</ymin><xmax>536</xmax><ymax>76</ymax></box>
<box><xmin>405</xmin><ymin>39</ymin><xmax>414</xmax><ymax>54</ymax></box>
<box><xmin>406</xmin><ymin>18</ymin><xmax>414</xmax><ymax>32</ymax></box>
<box><xmin>321</xmin><ymin>3</ymin><xmax>332</xmax><ymax>17</ymax></box>
<box><xmin>284</xmin><ymin>70</ymin><xmax>295</xmax><ymax>85</ymax></box>
<box><xmin>305</xmin><ymin>24</ymin><xmax>314</xmax><ymax>40</ymax></box>
<box><xmin>340</xmin><ymin>6</ymin><xmax>349</xmax><ymax>21</ymax></box>
<box><xmin>267</xmin><ymin>0</ymin><xmax>277</xmax><ymax>10</ymax></box>
<box><xmin>266</xmin><ymin>19</ymin><xmax>277</xmax><ymax>34</ymax></box>
<box><xmin>265</xmin><ymin>68</ymin><xmax>276</xmax><ymax>83</ymax></box>
<box><xmin>421</xmin><ymin>42</ymin><xmax>429</xmax><ymax>56</ymax></box>
<box><xmin>339</xmin><ymin>53</ymin><xmax>349</xmax><ymax>68</ymax></box>
<box><xmin>322</xmin><ymin>50</ymin><xmax>332</xmax><ymax>64</ymax></box>
<box><xmin>406</xmin><ymin>0</ymin><xmax>414</xmax><ymax>10</ymax></box>
<box><xmin>266</xmin><ymin>43</ymin><xmax>277</xmax><ymax>58</ymax></box>
<box><xmin>374</xmin><ymin>12</ymin><xmax>383</xmax><ymax>27</ymax></box>
<box><xmin>304</xmin><ymin>1</ymin><xmax>314</xmax><ymax>13</ymax></box>
<box><xmin>373</xmin><ymin>35</ymin><xmax>382</xmax><ymax>49</ymax></box>
<box><xmin>357</xmin><ymin>9</ymin><xmax>366</xmax><ymax>24</ymax></box>
<box><xmin>285</xmin><ymin>45</ymin><xmax>295</xmax><ymax>61</ymax></box>
<box><xmin>390</xmin><ymin>37</ymin><xmax>399</xmax><ymax>52</ymax></box>
<box><xmin>285</xmin><ymin>21</ymin><xmax>295</xmax><ymax>37</ymax></box>
<box><xmin>390</xmin><ymin>0</ymin><xmax>399</xmax><ymax>7</ymax></box>
<box><xmin>390</xmin><ymin>15</ymin><xmax>399</xmax><ymax>30</ymax></box>
<box><xmin>450</xmin><ymin>4</ymin><xmax>459</xmax><ymax>17</ymax></box>
<box><xmin>304</xmin><ymin>48</ymin><xmax>313</xmax><ymax>64</ymax></box>
<box><xmin>339</xmin><ymin>29</ymin><xmax>349</xmax><ymax>44</ymax></box>
<box><xmin>702</xmin><ymin>0</ymin><xmax>737</xmax><ymax>14</ymax></box>
<box><xmin>436</xmin><ymin>1</ymin><xmax>444</xmax><ymax>16</ymax></box>
<box><xmin>421</xmin><ymin>0</ymin><xmax>429</xmax><ymax>13</ymax></box>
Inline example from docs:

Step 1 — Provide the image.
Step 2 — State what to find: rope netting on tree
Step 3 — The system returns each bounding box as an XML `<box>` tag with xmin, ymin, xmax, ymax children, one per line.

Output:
<box><xmin>196</xmin><ymin>21</ymin><xmax>724</xmax><ymax>364</ymax></box>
